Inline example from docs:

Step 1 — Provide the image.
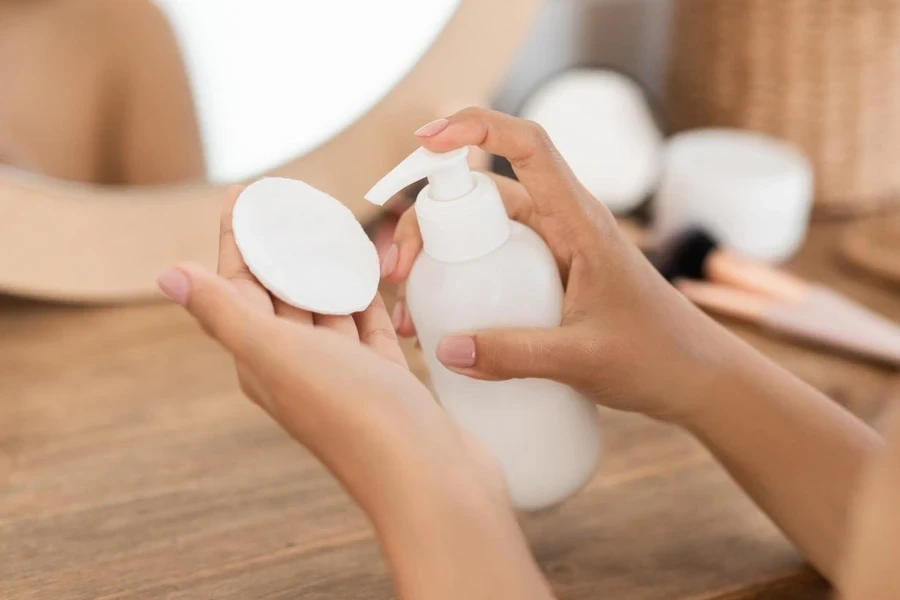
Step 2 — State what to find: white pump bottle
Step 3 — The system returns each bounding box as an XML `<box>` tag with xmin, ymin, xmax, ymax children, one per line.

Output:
<box><xmin>366</xmin><ymin>147</ymin><xmax>602</xmax><ymax>511</ymax></box>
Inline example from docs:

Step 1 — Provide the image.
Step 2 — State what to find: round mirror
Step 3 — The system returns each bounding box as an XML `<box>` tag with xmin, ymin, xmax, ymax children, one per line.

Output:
<box><xmin>0</xmin><ymin>0</ymin><xmax>541</xmax><ymax>303</ymax></box>
<box><xmin>154</xmin><ymin>0</ymin><xmax>461</xmax><ymax>182</ymax></box>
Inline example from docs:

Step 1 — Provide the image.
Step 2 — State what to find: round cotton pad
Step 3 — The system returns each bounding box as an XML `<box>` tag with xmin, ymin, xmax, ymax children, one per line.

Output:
<box><xmin>232</xmin><ymin>178</ymin><xmax>380</xmax><ymax>315</ymax></box>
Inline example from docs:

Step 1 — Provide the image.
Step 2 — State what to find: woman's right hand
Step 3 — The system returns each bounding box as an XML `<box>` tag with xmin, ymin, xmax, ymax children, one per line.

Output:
<box><xmin>382</xmin><ymin>108</ymin><xmax>740</xmax><ymax>425</ymax></box>
<box><xmin>387</xmin><ymin>108</ymin><xmax>882</xmax><ymax>584</ymax></box>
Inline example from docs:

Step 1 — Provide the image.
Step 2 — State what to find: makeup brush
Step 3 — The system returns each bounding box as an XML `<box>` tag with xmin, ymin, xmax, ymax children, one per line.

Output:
<box><xmin>654</xmin><ymin>229</ymin><xmax>900</xmax><ymax>368</ymax></box>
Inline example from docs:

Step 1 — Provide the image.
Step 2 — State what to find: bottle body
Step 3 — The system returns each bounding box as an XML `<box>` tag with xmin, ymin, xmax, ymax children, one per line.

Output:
<box><xmin>407</xmin><ymin>222</ymin><xmax>603</xmax><ymax>511</ymax></box>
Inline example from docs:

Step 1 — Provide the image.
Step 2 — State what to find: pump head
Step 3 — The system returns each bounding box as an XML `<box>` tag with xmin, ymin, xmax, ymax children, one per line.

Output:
<box><xmin>365</xmin><ymin>146</ymin><xmax>473</xmax><ymax>205</ymax></box>
<box><xmin>364</xmin><ymin>145</ymin><xmax>511</xmax><ymax>262</ymax></box>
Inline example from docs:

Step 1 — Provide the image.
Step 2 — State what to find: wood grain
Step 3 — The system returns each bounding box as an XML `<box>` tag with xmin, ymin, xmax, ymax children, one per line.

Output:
<box><xmin>1</xmin><ymin>221</ymin><xmax>897</xmax><ymax>599</ymax></box>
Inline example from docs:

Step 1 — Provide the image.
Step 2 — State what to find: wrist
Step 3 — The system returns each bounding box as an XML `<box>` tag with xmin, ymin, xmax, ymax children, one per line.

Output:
<box><xmin>366</xmin><ymin>450</ymin><xmax>550</xmax><ymax>600</ymax></box>
<box><xmin>672</xmin><ymin>332</ymin><xmax>778</xmax><ymax>435</ymax></box>
<box><xmin>363</xmin><ymin>431</ymin><xmax>509</xmax><ymax>528</ymax></box>
<box><xmin>661</xmin><ymin>324</ymin><xmax>759</xmax><ymax>431</ymax></box>
<box><xmin>336</xmin><ymin>416</ymin><xmax>505</xmax><ymax>523</ymax></box>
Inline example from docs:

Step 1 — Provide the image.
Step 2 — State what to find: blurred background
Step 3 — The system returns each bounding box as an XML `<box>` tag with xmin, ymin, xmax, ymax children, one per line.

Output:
<box><xmin>4</xmin><ymin>0</ymin><xmax>898</xmax><ymax>303</ymax></box>
<box><xmin>152</xmin><ymin>0</ymin><xmax>462</xmax><ymax>182</ymax></box>
<box><xmin>159</xmin><ymin>0</ymin><xmax>672</xmax><ymax>183</ymax></box>
<box><xmin>2</xmin><ymin>1</ymin><xmax>900</xmax><ymax>598</ymax></box>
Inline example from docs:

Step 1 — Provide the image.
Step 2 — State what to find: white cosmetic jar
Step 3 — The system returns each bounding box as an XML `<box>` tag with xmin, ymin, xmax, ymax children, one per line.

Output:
<box><xmin>654</xmin><ymin>129</ymin><xmax>814</xmax><ymax>263</ymax></box>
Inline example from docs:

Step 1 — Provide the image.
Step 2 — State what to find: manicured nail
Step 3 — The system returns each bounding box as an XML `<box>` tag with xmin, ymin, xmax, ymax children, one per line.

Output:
<box><xmin>415</xmin><ymin>118</ymin><xmax>449</xmax><ymax>137</ymax></box>
<box><xmin>391</xmin><ymin>299</ymin><xmax>406</xmax><ymax>331</ymax></box>
<box><xmin>381</xmin><ymin>244</ymin><xmax>399</xmax><ymax>278</ymax></box>
<box><xmin>157</xmin><ymin>268</ymin><xmax>190</xmax><ymax>306</ymax></box>
<box><xmin>436</xmin><ymin>335</ymin><xmax>476</xmax><ymax>368</ymax></box>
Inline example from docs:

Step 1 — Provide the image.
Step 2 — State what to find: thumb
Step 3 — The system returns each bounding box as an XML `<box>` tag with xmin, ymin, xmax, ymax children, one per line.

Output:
<box><xmin>435</xmin><ymin>328</ymin><xmax>567</xmax><ymax>382</ymax></box>
<box><xmin>158</xmin><ymin>262</ymin><xmax>262</xmax><ymax>358</ymax></box>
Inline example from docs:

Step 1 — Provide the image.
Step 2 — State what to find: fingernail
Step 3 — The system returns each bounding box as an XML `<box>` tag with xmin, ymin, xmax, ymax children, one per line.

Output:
<box><xmin>157</xmin><ymin>268</ymin><xmax>190</xmax><ymax>306</ymax></box>
<box><xmin>415</xmin><ymin>118</ymin><xmax>449</xmax><ymax>137</ymax></box>
<box><xmin>391</xmin><ymin>300</ymin><xmax>406</xmax><ymax>331</ymax></box>
<box><xmin>436</xmin><ymin>335</ymin><xmax>476</xmax><ymax>368</ymax></box>
<box><xmin>381</xmin><ymin>244</ymin><xmax>399</xmax><ymax>278</ymax></box>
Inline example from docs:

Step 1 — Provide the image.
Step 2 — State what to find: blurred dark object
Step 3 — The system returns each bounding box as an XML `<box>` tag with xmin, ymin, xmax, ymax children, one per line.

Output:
<box><xmin>842</xmin><ymin>210</ymin><xmax>900</xmax><ymax>287</ymax></box>
<box><xmin>652</xmin><ymin>228</ymin><xmax>717</xmax><ymax>282</ymax></box>
<box><xmin>656</xmin><ymin>228</ymin><xmax>900</xmax><ymax>368</ymax></box>
<box><xmin>666</xmin><ymin>0</ymin><xmax>900</xmax><ymax>217</ymax></box>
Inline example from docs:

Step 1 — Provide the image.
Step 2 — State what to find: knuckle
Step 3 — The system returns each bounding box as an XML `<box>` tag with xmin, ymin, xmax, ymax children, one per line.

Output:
<box><xmin>361</xmin><ymin>326</ymin><xmax>398</xmax><ymax>345</ymax></box>
<box><xmin>572</xmin><ymin>329</ymin><xmax>623</xmax><ymax>375</ymax></box>
<box><xmin>526</xmin><ymin>120</ymin><xmax>551</xmax><ymax>146</ymax></box>
<box><xmin>456</xmin><ymin>106</ymin><xmax>483</xmax><ymax>120</ymax></box>
<box><xmin>476</xmin><ymin>335</ymin><xmax>518</xmax><ymax>377</ymax></box>
<box><xmin>228</xmin><ymin>268</ymin><xmax>257</xmax><ymax>286</ymax></box>
<box><xmin>508</xmin><ymin>120</ymin><xmax>551</xmax><ymax>170</ymax></box>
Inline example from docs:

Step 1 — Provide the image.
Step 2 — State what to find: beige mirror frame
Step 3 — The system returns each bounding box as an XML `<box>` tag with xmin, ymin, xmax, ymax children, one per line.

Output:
<box><xmin>0</xmin><ymin>0</ymin><xmax>540</xmax><ymax>304</ymax></box>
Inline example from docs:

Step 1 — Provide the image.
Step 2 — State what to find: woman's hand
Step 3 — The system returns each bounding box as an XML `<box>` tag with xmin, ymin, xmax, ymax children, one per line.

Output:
<box><xmin>157</xmin><ymin>187</ymin><xmax>504</xmax><ymax>519</ymax></box>
<box><xmin>385</xmin><ymin>108</ymin><xmax>881</xmax><ymax>582</ymax></box>
<box><xmin>384</xmin><ymin>108</ymin><xmax>734</xmax><ymax>425</ymax></box>
<box><xmin>158</xmin><ymin>186</ymin><xmax>554</xmax><ymax>600</ymax></box>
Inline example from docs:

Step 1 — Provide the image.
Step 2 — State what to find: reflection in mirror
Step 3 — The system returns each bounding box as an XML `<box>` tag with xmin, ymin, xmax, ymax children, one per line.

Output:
<box><xmin>0</xmin><ymin>0</ymin><xmax>543</xmax><ymax>303</ymax></box>
<box><xmin>0</xmin><ymin>0</ymin><xmax>459</xmax><ymax>186</ymax></box>
<box><xmin>0</xmin><ymin>0</ymin><xmax>205</xmax><ymax>185</ymax></box>
<box><xmin>155</xmin><ymin>0</ymin><xmax>461</xmax><ymax>182</ymax></box>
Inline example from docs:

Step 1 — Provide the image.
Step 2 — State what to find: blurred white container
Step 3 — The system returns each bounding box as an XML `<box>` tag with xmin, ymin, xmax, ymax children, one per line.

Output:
<box><xmin>520</xmin><ymin>69</ymin><xmax>663</xmax><ymax>215</ymax></box>
<box><xmin>654</xmin><ymin>129</ymin><xmax>814</xmax><ymax>263</ymax></box>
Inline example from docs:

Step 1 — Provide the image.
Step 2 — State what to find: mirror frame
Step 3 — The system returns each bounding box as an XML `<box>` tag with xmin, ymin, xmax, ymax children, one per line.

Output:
<box><xmin>0</xmin><ymin>0</ymin><xmax>541</xmax><ymax>303</ymax></box>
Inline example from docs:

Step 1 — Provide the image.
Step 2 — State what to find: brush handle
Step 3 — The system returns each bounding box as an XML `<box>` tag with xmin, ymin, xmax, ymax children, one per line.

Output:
<box><xmin>765</xmin><ymin>302</ymin><xmax>900</xmax><ymax>368</ymax></box>
<box><xmin>706</xmin><ymin>250</ymin><xmax>809</xmax><ymax>302</ymax></box>
<box><xmin>677</xmin><ymin>280</ymin><xmax>900</xmax><ymax>368</ymax></box>
<box><xmin>796</xmin><ymin>288</ymin><xmax>900</xmax><ymax>367</ymax></box>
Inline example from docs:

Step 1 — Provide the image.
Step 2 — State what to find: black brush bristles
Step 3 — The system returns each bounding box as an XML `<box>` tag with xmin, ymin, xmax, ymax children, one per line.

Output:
<box><xmin>653</xmin><ymin>228</ymin><xmax>719</xmax><ymax>282</ymax></box>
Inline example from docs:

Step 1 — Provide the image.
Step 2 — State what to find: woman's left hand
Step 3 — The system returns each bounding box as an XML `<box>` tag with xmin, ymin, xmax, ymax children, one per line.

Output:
<box><xmin>156</xmin><ymin>186</ymin><xmax>504</xmax><ymax>521</ymax></box>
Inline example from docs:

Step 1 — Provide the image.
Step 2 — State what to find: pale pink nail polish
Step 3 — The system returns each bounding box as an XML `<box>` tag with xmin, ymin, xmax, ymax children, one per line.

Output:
<box><xmin>391</xmin><ymin>300</ymin><xmax>406</xmax><ymax>331</ymax></box>
<box><xmin>436</xmin><ymin>335</ymin><xmax>476</xmax><ymax>368</ymax></box>
<box><xmin>381</xmin><ymin>244</ymin><xmax>399</xmax><ymax>278</ymax></box>
<box><xmin>415</xmin><ymin>118</ymin><xmax>450</xmax><ymax>137</ymax></box>
<box><xmin>157</xmin><ymin>268</ymin><xmax>190</xmax><ymax>306</ymax></box>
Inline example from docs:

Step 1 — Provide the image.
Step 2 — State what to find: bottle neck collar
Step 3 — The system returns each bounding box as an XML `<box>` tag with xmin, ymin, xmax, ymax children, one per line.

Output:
<box><xmin>415</xmin><ymin>173</ymin><xmax>512</xmax><ymax>263</ymax></box>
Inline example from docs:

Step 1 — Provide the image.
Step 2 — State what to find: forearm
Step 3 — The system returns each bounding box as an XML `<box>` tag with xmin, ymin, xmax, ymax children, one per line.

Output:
<box><xmin>368</xmin><ymin>462</ymin><xmax>554</xmax><ymax>600</ymax></box>
<box><xmin>838</xmin><ymin>405</ymin><xmax>900</xmax><ymax>599</ymax></box>
<box><xmin>683</xmin><ymin>341</ymin><xmax>881</xmax><ymax>581</ymax></box>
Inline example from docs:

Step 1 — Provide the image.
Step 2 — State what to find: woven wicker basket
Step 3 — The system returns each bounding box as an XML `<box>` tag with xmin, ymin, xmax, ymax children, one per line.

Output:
<box><xmin>666</xmin><ymin>0</ymin><xmax>900</xmax><ymax>216</ymax></box>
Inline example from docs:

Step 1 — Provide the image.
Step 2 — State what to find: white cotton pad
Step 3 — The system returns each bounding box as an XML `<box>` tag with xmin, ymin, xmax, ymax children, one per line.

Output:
<box><xmin>519</xmin><ymin>69</ymin><xmax>663</xmax><ymax>215</ymax></box>
<box><xmin>232</xmin><ymin>177</ymin><xmax>380</xmax><ymax>315</ymax></box>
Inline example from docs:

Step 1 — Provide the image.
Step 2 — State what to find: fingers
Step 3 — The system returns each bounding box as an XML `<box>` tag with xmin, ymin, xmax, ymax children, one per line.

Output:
<box><xmin>158</xmin><ymin>262</ymin><xmax>267</xmax><ymax>360</ymax></box>
<box><xmin>416</xmin><ymin>107</ymin><xmax>581</xmax><ymax>217</ymax></box>
<box><xmin>390</xmin><ymin>293</ymin><xmax>416</xmax><ymax>339</ymax></box>
<box><xmin>274</xmin><ymin>300</ymin><xmax>314</xmax><ymax>325</ymax></box>
<box><xmin>434</xmin><ymin>328</ymin><xmax>566</xmax><ymax>382</ymax></box>
<box><xmin>221</xmin><ymin>184</ymin><xmax>310</xmax><ymax>323</ymax></box>
<box><xmin>218</xmin><ymin>185</ymin><xmax>249</xmax><ymax>278</ymax></box>
<box><xmin>218</xmin><ymin>185</ymin><xmax>274</xmax><ymax>314</ymax></box>
<box><xmin>313</xmin><ymin>313</ymin><xmax>358</xmax><ymax>338</ymax></box>
<box><xmin>381</xmin><ymin>208</ymin><xmax>420</xmax><ymax>284</ymax></box>
<box><xmin>354</xmin><ymin>294</ymin><xmax>408</xmax><ymax>367</ymax></box>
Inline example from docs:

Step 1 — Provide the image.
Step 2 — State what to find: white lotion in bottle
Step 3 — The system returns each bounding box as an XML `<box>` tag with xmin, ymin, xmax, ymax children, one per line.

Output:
<box><xmin>366</xmin><ymin>147</ymin><xmax>602</xmax><ymax>511</ymax></box>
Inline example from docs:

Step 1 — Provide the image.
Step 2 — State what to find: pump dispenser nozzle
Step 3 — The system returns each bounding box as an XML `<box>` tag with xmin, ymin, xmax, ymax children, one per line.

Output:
<box><xmin>365</xmin><ymin>145</ymin><xmax>511</xmax><ymax>263</ymax></box>
<box><xmin>365</xmin><ymin>147</ymin><xmax>473</xmax><ymax>205</ymax></box>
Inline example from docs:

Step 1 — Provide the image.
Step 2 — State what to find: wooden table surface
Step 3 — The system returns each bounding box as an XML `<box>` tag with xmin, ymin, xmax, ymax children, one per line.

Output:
<box><xmin>1</xmin><ymin>221</ymin><xmax>898</xmax><ymax>599</ymax></box>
